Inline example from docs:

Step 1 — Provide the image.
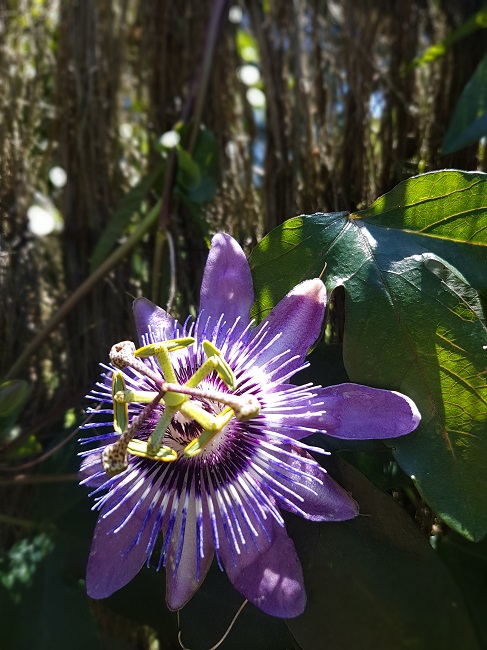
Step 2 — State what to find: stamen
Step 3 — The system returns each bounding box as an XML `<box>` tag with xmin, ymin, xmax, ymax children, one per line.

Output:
<box><xmin>147</xmin><ymin>405</ymin><xmax>178</xmax><ymax>453</ymax></box>
<box><xmin>202</xmin><ymin>340</ymin><xmax>237</xmax><ymax>390</ymax></box>
<box><xmin>137</xmin><ymin>340</ymin><xmax>189</xmax><ymax>385</ymax></box>
<box><xmin>114</xmin><ymin>390</ymin><xmax>160</xmax><ymax>404</ymax></box>
<box><xmin>179</xmin><ymin>400</ymin><xmax>226</xmax><ymax>432</ymax></box>
<box><xmin>112</xmin><ymin>372</ymin><xmax>128</xmax><ymax>433</ymax></box>
<box><xmin>102</xmin><ymin>387</ymin><xmax>166</xmax><ymax>475</ymax></box>
<box><xmin>183</xmin><ymin>408</ymin><xmax>234</xmax><ymax>458</ymax></box>
<box><xmin>135</xmin><ymin>338</ymin><xmax>195</xmax><ymax>357</ymax></box>
<box><xmin>162</xmin><ymin>382</ymin><xmax>261</xmax><ymax>421</ymax></box>
<box><xmin>127</xmin><ymin>439</ymin><xmax>178</xmax><ymax>462</ymax></box>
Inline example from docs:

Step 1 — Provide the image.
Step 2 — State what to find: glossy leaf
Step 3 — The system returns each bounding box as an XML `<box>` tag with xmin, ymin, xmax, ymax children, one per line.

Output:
<box><xmin>287</xmin><ymin>457</ymin><xmax>479</xmax><ymax>649</ymax></box>
<box><xmin>249</xmin><ymin>172</ymin><xmax>487</xmax><ymax>540</ymax></box>
<box><xmin>355</xmin><ymin>170</ymin><xmax>487</xmax><ymax>302</ymax></box>
<box><xmin>442</xmin><ymin>53</ymin><xmax>487</xmax><ymax>154</ymax></box>
<box><xmin>356</xmin><ymin>170</ymin><xmax>487</xmax><ymax>247</ymax></box>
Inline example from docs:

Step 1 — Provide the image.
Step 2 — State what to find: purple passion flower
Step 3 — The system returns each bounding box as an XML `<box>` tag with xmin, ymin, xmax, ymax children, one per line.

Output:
<box><xmin>79</xmin><ymin>233</ymin><xmax>420</xmax><ymax>618</ymax></box>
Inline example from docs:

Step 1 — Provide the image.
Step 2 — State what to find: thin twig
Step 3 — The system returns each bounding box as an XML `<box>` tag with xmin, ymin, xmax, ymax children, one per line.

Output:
<box><xmin>5</xmin><ymin>200</ymin><xmax>161</xmax><ymax>381</ymax></box>
<box><xmin>0</xmin><ymin>473</ymin><xmax>79</xmax><ymax>485</ymax></box>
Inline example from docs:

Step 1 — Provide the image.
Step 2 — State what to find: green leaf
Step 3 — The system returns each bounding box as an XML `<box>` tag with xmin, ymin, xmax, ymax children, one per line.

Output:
<box><xmin>412</xmin><ymin>7</ymin><xmax>487</xmax><ymax>67</ymax></box>
<box><xmin>442</xmin><ymin>53</ymin><xmax>487</xmax><ymax>154</ymax></box>
<box><xmin>354</xmin><ymin>170</ymin><xmax>487</xmax><ymax>301</ymax></box>
<box><xmin>175</xmin><ymin>144</ymin><xmax>201</xmax><ymax>190</ymax></box>
<box><xmin>0</xmin><ymin>380</ymin><xmax>29</xmax><ymax>419</ymax></box>
<box><xmin>250</xmin><ymin>202</ymin><xmax>487</xmax><ymax>540</ymax></box>
<box><xmin>287</xmin><ymin>457</ymin><xmax>479</xmax><ymax>650</ymax></box>
<box><xmin>356</xmin><ymin>170</ymin><xmax>487</xmax><ymax>246</ymax></box>
<box><xmin>175</xmin><ymin>125</ymin><xmax>219</xmax><ymax>204</ymax></box>
<box><xmin>90</xmin><ymin>165</ymin><xmax>165</xmax><ymax>272</ymax></box>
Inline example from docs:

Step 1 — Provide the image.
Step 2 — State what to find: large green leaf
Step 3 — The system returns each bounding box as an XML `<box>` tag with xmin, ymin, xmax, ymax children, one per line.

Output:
<box><xmin>442</xmin><ymin>53</ymin><xmax>487</xmax><ymax>154</ymax></box>
<box><xmin>356</xmin><ymin>170</ymin><xmax>487</xmax><ymax>247</ymax></box>
<box><xmin>249</xmin><ymin>174</ymin><xmax>487</xmax><ymax>540</ymax></box>
<box><xmin>355</xmin><ymin>169</ymin><xmax>487</xmax><ymax>305</ymax></box>
<box><xmin>287</xmin><ymin>457</ymin><xmax>479</xmax><ymax>649</ymax></box>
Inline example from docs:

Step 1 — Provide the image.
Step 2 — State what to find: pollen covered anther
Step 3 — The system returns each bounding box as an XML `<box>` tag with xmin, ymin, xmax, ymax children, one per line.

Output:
<box><xmin>109</xmin><ymin>340</ymin><xmax>137</xmax><ymax>369</ymax></box>
<box><xmin>102</xmin><ymin>442</ymin><xmax>129</xmax><ymax>475</ymax></box>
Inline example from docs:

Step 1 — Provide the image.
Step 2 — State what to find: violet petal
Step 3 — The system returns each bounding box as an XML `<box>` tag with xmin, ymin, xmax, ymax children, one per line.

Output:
<box><xmin>225</xmin><ymin>520</ymin><xmax>306</xmax><ymax>618</ymax></box>
<box><xmin>86</xmin><ymin>468</ymin><xmax>162</xmax><ymax>599</ymax></box>
<box><xmin>264</xmin><ymin>383</ymin><xmax>421</xmax><ymax>440</ymax></box>
<box><xmin>251</xmin><ymin>279</ymin><xmax>326</xmax><ymax>378</ymax></box>
<box><xmin>199</xmin><ymin>233</ymin><xmax>253</xmax><ymax>334</ymax></box>
<box><xmin>79</xmin><ymin>451</ymin><xmax>110</xmax><ymax>489</ymax></box>
<box><xmin>165</xmin><ymin>481</ymin><xmax>214</xmax><ymax>611</ymax></box>
<box><xmin>133</xmin><ymin>297</ymin><xmax>181</xmax><ymax>345</ymax></box>
<box><xmin>269</xmin><ymin>447</ymin><xmax>358</xmax><ymax>521</ymax></box>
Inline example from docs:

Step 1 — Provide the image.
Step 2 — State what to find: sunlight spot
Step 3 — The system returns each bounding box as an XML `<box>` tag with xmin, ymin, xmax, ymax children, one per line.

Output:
<box><xmin>160</xmin><ymin>130</ymin><xmax>180</xmax><ymax>148</ymax></box>
<box><xmin>246</xmin><ymin>87</ymin><xmax>265</xmax><ymax>108</ymax></box>
<box><xmin>237</xmin><ymin>64</ymin><xmax>261</xmax><ymax>86</ymax></box>
<box><xmin>49</xmin><ymin>166</ymin><xmax>67</xmax><ymax>188</ymax></box>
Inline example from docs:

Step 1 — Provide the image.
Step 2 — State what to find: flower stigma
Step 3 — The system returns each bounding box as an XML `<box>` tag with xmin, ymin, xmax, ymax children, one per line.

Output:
<box><xmin>101</xmin><ymin>336</ymin><xmax>261</xmax><ymax>476</ymax></box>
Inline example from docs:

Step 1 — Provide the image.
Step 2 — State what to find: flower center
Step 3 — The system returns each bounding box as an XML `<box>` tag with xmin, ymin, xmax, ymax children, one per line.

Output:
<box><xmin>101</xmin><ymin>337</ymin><xmax>260</xmax><ymax>475</ymax></box>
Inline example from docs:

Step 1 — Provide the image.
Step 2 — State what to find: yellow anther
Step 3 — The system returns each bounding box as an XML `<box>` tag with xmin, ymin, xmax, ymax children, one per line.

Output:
<box><xmin>179</xmin><ymin>399</ymin><xmax>219</xmax><ymax>431</ymax></box>
<box><xmin>127</xmin><ymin>439</ymin><xmax>178</xmax><ymax>462</ymax></box>
<box><xmin>134</xmin><ymin>337</ymin><xmax>195</xmax><ymax>358</ymax></box>
<box><xmin>112</xmin><ymin>372</ymin><xmax>128</xmax><ymax>434</ymax></box>
<box><xmin>114</xmin><ymin>390</ymin><xmax>161</xmax><ymax>404</ymax></box>
<box><xmin>183</xmin><ymin>407</ymin><xmax>234</xmax><ymax>458</ymax></box>
<box><xmin>202</xmin><ymin>340</ymin><xmax>237</xmax><ymax>390</ymax></box>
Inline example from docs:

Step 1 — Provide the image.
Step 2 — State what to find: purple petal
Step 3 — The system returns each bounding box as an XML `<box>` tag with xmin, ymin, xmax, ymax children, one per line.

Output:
<box><xmin>251</xmin><ymin>279</ymin><xmax>326</xmax><ymax>378</ymax></box>
<box><xmin>226</xmin><ymin>520</ymin><xmax>306</xmax><ymax>618</ymax></box>
<box><xmin>86</xmin><ymin>468</ymin><xmax>163</xmax><ymax>599</ymax></box>
<box><xmin>267</xmin><ymin>446</ymin><xmax>358</xmax><ymax>521</ymax></box>
<box><xmin>133</xmin><ymin>297</ymin><xmax>181</xmax><ymax>345</ymax></box>
<box><xmin>165</xmin><ymin>479</ymin><xmax>214</xmax><ymax>610</ymax></box>
<box><xmin>206</xmin><ymin>475</ymin><xmax>305</xmax><ymax>617</ymax></box>
<box><xmin>265</xmin><ymin>384</ymin><xmax>421</xmax><ymax>440</ymax></box>
<box><xmin>318</xmin><ymin>384</ymin><xmax>421</xmax><ymax>439</ymax></box>
<box><xmin>199</xmin><ymin>233</ymin><xmax>253</xmax><ymax>333</ymax></box>
<box><xmin>79</xmin><ymin>451</ymin><xmax>110</xmax><ymax>489</ymax></box>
